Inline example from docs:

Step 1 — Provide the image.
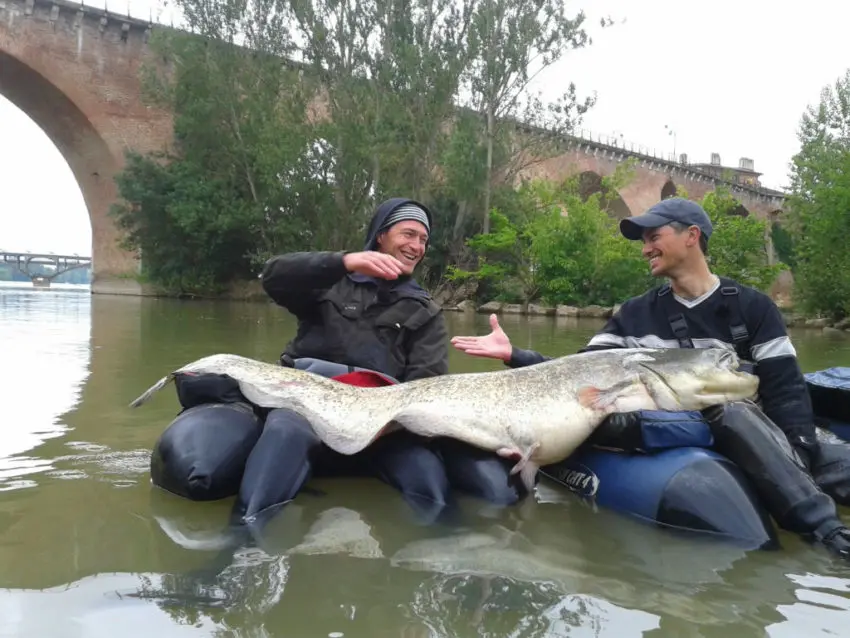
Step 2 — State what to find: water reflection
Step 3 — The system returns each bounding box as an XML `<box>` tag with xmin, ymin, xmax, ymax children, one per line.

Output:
<box><xmin>768</xmin><ymin>571</ymin><xmax>850</xmax><ymax>636</ymax></box>
<box><xmin>133</xmin><ymin>484</ymin><xmax>668</xmax><ymax>637</ymax></box>
<box><xmin>100</xmin><ymin>479</ymin><xmax>850</xmax><ymax>637</ymax></box>
<box><xmin>2</xmin><ymin>287</ymin><xmax>850</xmax><ymax>637</ymax></box>
<box><xmin>0</xmin><ymin>283</ymin><xmax>92</xmax><ymax>490</ymax></box>
<box><xmin>0</xmin><ymin>572</ymin><xmax>221</xmax><ymax>637</ymax></box>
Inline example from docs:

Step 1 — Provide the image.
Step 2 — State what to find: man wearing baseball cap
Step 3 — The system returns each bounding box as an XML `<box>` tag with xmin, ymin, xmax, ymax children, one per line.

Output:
<box><xmin>451</xmin><ymin>197</ymin><xmax>850</xmax><ymax>559</ymax></box>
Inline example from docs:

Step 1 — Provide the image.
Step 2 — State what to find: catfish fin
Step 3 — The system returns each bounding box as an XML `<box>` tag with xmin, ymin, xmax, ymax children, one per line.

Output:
<box><xmin>499</xmin><ymin>443</ymin><xmax>541</xmax><ymax>493</ymax></box>
<box><xmin>129</xmin><ymin>373</ymin><xmax>176</xmax><ymax>408</ymax></box>
<box><xmin>577</xmin><ymin>379</ymin><xmax>636</xmax><ymax>412</ymax></box>
<box><xmin>518</xmin><ymin>461</ymin><xmax>539</xmax><ymax>494</ymax></box>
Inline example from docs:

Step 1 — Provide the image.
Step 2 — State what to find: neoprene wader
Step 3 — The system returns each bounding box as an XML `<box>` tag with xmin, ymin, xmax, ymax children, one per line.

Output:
<box><xmin>663</xmin><ymin>284</ymin><xmax>850</xmax><ymax>557</ymax></box>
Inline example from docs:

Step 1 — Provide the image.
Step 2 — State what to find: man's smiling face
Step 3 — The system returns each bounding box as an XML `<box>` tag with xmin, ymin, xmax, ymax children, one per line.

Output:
<box><xmin>641</xmin><ymin>223</ymin><xmax>697</xmax><ymax>278</ymax></box>
<box><xmin>376</xmin><ymin>220</ymin><xmax>429</xmax><ymax>275</ymax></box>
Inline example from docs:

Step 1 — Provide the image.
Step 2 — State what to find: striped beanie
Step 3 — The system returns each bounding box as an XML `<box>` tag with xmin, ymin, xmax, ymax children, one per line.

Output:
<box><xmin>378</xmin><ymin>203</ymin><xmax>431</xmax><ymax>235</ymax></box>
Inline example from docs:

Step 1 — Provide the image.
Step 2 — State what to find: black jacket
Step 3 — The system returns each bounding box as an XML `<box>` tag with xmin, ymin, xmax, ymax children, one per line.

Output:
<box><xmin>508</xmin><ymin>277</ymin><xmax>816</xmax><ymax>444</ymax></box>
<box><xmin>260</xmin><ymin>198</ymin><xmax>448</xmax><ymax>382</ymax></box>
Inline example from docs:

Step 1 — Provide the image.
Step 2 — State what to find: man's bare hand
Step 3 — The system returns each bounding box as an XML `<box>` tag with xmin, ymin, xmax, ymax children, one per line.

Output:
<box><xmin>450</xmin><ymin>314</ymin><xmax>513</xmax><ymax>361</ymax></box>
<box><xmin>343</xmin><ymin>251</ymin><xmax>406</xmax><ymax>280</ymax></box>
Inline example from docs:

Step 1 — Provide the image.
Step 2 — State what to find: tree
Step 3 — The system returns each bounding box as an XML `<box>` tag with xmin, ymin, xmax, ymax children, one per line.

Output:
<box><xmin>448</xmin><ymin>165</ymin><xmax>651</xmax><ymax>306</ymax></box>
<box><xmin>786</xmin><ymin>69</ymin><xmax>850</xmax><ymax>318</ymax></box>
<box><xmin>110</xmin><ymin>150</ymin><xmax>258</xmax><ymax>293</ymax></box>
<box><xmin>699</xmin><ymin>188</ymin><xmax>787</xmax><ymax>292</ymax></box>
<box><xmin>110</xmin><ymin>0</ymin><xmax>614</xmax><ymax>295</ymax></box>
<box><xmin>527</xmin><ymin>168</ymin><xmax>651</xmax><ymax>307</ymax></box>
<box><xmin>113</xmin><ymin>20</ymin><xmax>334</xmax><ymax>293</ymax></box>
<box><xmin>282</xmin><ymin>0</ymin><xmax>479</xmax><ymax>237</ymax></box>
<box><xmin>462</xmin><ymin>0</ymin><xmax>600</xmax><ymax>233</ymax></box>
<box><xmin>771</xmin><ymin>222</ymin><xmax>795</xmax><ymax>268</ymax></box>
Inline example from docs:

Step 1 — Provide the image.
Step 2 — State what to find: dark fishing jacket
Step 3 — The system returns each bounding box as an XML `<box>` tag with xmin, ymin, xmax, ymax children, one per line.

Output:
<box><xmin>507</xmin><ymin>276</ymin><xmax>816</xmax><ymax>446</ymax></box>
<box><xmin>260</xmin><ymin>198</ymin><xmax>448</xmax><ymax>382</ymax></box>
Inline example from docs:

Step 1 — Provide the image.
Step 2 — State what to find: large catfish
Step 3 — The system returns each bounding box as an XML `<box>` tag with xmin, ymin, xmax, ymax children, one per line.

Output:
<box><xmin>129</xmin><ymin>348</ymin><xmax>759</xmax><ymax>491</ymax></box>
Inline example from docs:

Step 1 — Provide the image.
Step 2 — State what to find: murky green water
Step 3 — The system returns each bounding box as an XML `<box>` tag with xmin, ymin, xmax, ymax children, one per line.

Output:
<box><xmin>2</xmin><ymin>281</ymin><xmax>850</xmax><ymax>637</ymax></box>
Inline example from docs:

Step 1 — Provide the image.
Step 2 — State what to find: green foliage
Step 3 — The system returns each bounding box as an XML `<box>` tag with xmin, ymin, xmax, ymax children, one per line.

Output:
<box><xmin>116</xmin><ymin>26</ymin><xmax>350</xmax><ymax>294</ymax></box>
<box><xmin>118</xmin><ymin>0</ymin><xmax>514</xmax><ymax>293</ymax></box>
<box><xmin>282</xmin><ymin>0</ymin><xmax>482</xmax><ymax>225</ymax></box>
<box><xmin>449</xmin><ymin>168</ymin><xmax>786</xmax><ymax>307</ymax></box>
<box><xmin>449</xmin><ymin>166</ymin><xmax>651</xmax><ymax>306</ymax></box>
<box><xmin>698</xmin><ymin>188</ymin><xmax>787</xmax><ymax>292</ymax></box>
<box><xmin>771</xmin><ymin>222</ymin><xmax>795</xmax><ymax>267</ymax></box>
<box><xmin>529</xmin><ymin>184</ymin><xmax>651</xmax><ymax>307</ymax></box>
<box><xmin>785</xmin><ymin>69</ymin><xmax>850</xmax><ymax>318</ymax></box>
<box><xmin>446</xmin><ymin>207</ymin><xmax>541</xmax><ymax>303</ymax></box>
<box><xmin>110</xmin><ymin>151</ymin><xmax>258</xmax><ymax>294</ymax></box>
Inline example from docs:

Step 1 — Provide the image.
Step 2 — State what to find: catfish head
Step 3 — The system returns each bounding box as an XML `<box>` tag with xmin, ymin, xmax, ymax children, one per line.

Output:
<box><xmin>623</xmin><ymin>348</ymin><xmax>759</xmax><ymax>411</ymax></box>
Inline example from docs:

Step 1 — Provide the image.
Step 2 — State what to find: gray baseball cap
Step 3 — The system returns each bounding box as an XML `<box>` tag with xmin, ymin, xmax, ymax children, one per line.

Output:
<box><xmin>620</xmin><ymin>197</ymin><xmax>713</xmax><ymax>241</ymax></box>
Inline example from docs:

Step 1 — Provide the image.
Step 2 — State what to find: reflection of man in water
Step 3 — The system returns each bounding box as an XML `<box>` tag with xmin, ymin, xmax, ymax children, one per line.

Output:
<box><xmin>452</xmin><ymin>198</ymin><xmax>850</xmax><ymax>559</ymax></box>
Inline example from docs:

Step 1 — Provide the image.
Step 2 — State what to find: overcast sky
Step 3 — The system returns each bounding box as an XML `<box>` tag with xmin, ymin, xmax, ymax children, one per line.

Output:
<box><xmin>1</xmin><ymin>0</ymin><xmax>848</xmax><ymax>255</ymax></box>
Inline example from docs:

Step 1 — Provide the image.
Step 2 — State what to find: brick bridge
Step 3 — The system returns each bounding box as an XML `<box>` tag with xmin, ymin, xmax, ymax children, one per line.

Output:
<box><xmin>0</xmin><ymin>0</ymin><xmax>787</xmax><ymax>293</ymax></box>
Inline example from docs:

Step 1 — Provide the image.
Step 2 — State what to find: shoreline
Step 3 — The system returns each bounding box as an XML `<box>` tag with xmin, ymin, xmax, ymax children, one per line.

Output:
<box><xmin>84</xmin><ymin>276</ymin><xmax>849</xmax><ymax>332</ymax></box>
<box><xmin>440</xmin><ymin>300</ymin><xmax>850</xmax><ymax>332</ymax></box>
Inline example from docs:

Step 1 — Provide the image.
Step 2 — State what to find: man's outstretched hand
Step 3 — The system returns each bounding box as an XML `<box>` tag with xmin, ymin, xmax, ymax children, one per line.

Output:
<box><xmin>451</xmin><ymin>313</ymin><xmax>513</xmax><ymax>362</ymax></box>
<box><xmin>343</xmin><ymin>251</ymin><xmax>405</xmax><ymax>280</ymax></box>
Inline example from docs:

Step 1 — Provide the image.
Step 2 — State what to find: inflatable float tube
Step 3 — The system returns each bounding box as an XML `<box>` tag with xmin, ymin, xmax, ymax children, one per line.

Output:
<box><xmin>151</xmin><ymin>399</ymin><xmax>780</xmax><ymax>548</ymax></box>
<box><xmin>150</xmin><ymin>366</ymin><xmax>850</xmax><ymax>551</ymax></box>
<box><xmin>538</xmin><ymin>446</ymin><xmax>777</xmax><ymax>549</ymax></box>
<box><xmin>805</xmin><ymin>367</ymin><xmax>850</xmax><ymax>442</ymax></box>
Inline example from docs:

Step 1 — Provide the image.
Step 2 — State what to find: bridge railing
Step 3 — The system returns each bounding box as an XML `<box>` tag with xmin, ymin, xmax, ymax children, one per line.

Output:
<box><xmin>571</xmin><ymin>129</ymin><xmax>676</xmax><ymax>162</ymax></box>
<box><xmin>0</xmin><ymin>252</ymin><xmax>93</xmax><ymax>286</ymax></box>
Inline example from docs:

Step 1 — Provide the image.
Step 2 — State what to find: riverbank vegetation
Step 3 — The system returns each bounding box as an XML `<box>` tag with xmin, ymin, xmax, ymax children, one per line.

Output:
<box><xmin>446</xmin><ymin>168</ymin><xmax>784</xmax><ymax>308</ymax></box>
<box><xmin>112</xmin><ymin>0</ymin><xmax>600</xmax><ymax>296</ymax></box>
<box><xmin>110</xmin><ymin>0</ymin><xmax>829</xmax><ymax>315</ymax></box>
<box><xmin>784</xmin><ymin>69</ymin><xmax>850</xmax><ymax>320</ymax></box>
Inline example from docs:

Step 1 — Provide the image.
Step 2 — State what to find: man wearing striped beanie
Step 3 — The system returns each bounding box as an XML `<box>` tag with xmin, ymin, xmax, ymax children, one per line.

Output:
<box><xmin>245</xmin><ymin>198</ymin><xmax>457</xmax><ymax>525</ymax></box>
<box><xmin>359</xmin><ymin>198</ymin><xmax>432</xmax><ymax>277</ymax></box>
<box><xmin>263</xmin><ymin>197</ymin><xmax>442</xmax><ymax>380</ymax></box>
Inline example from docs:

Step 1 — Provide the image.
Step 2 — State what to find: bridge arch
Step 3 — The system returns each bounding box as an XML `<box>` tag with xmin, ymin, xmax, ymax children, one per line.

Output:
<box><xmin>728</xmin><ymin>201</ymin><xmax>750</xmax><ymax>217</ymax></box>
<box><xmin>0</xmin><ymin>49</ymin><xmax>124</xmax><ymax>281</ymax></box>
<box><xmin>660</xmin><ymin>178</ymin><xmax>677</xmax><ymax>200</ymax></box>
<box><xmin>0</xmin><ymin>1</ymin><xmax>174</xmax><ymax>291</ymax></box>
<box><xmin>576</xmin><ymin>171</ymin><xmax>632</xmax><ymax>220</ymax></box>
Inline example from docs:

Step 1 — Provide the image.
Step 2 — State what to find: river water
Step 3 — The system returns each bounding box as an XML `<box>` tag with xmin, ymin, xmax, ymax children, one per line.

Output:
<box><xmin>1</xmin><ymin>281</ymin><xmax>850</xmax><ymax>637</ymax></box>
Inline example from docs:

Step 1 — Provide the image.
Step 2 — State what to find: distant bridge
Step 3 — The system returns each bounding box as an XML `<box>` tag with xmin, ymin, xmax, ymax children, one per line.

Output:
<box><xmin>0</xmin><ymin>251</ymin><xmax>92</xmax><ymax>287</ymax></box>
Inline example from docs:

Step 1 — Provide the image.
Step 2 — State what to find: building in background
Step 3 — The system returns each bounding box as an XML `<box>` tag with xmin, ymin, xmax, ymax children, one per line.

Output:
<box><xmin>683</xmin><ymin>153</ymin><xmax>763</xmax><ymax>187</ymax></box>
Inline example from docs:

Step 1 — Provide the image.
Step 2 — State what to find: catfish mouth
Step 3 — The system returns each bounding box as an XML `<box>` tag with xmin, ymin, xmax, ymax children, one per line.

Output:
<box><xmin>699</xmin><ymin>370</ymin><xmax>759</xmax><ymax>398</ymax></box>
<box><xmin>636</xmin><ymin>359</ymin><xmax>758</xmax><ymax>408</ymax></box>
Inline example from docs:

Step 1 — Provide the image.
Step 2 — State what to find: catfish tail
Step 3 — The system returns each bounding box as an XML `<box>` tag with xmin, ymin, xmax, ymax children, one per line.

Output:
<box><xmin>129</xmin><ymin>373</ymin><xmax>176</xmax><ymax>408</ymax></box>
